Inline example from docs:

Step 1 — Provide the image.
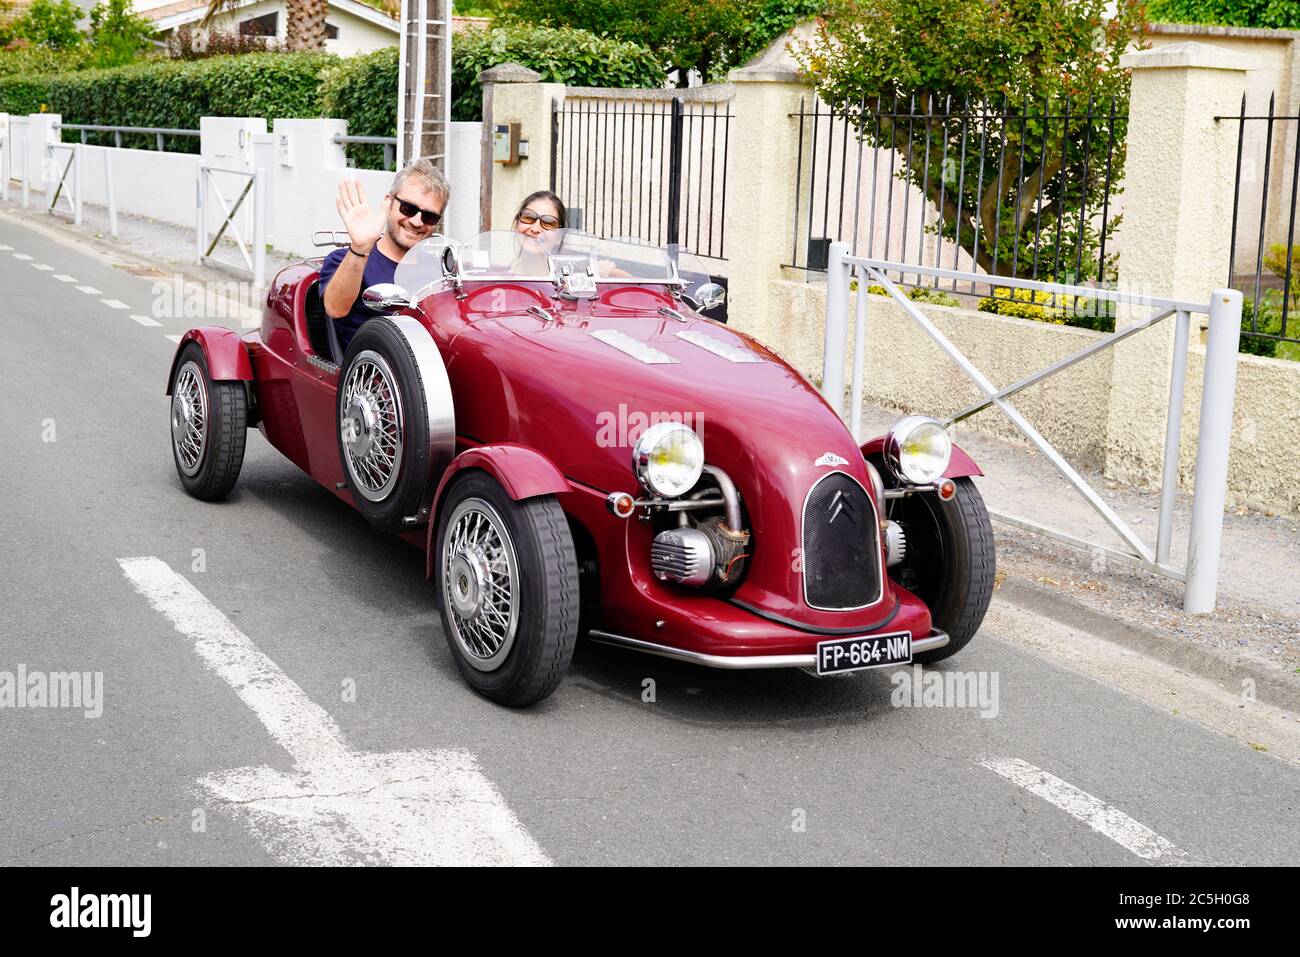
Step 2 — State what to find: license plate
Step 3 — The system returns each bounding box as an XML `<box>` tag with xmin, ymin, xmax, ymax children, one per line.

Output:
<box><xmin>815</xmin><ymin>631</ymin><xmax>912</xmax><ymax>675</ymax></box>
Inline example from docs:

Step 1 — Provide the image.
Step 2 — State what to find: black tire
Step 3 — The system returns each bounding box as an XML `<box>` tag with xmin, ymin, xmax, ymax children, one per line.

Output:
<box><xmin>434</xmin><ymin>472</ymin><xmax>579</xmax><ymax>706</ymax></box>
<box><xmin>170</xmin><ymin>342</ymin><xmax>247</xmax><ymax>501</ymax></box>
<box><xmin>882</xmin><ymin>474</ymin><xmax>995</xmax><ymax>662</ymax></box>
<box><xmin>337</xmin><ymin>320</ymin><xmax>430</xmax><ymax>533</ymax></box>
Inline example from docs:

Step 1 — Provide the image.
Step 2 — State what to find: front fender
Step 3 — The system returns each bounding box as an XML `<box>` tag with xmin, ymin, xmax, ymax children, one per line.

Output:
<box><xmin>860</xmin><ymin>436</ymin><xmax>983</xmax><ymax>478</ymax></box>
<box><xmin>424</xmin><ymin>445</ymin><xmax>570</xmax><ymax>578</ymax></box>
<box><xmin>164</xmin><ymin>328</ymin><xmax>254</xmax><ymax>394</ymax></box>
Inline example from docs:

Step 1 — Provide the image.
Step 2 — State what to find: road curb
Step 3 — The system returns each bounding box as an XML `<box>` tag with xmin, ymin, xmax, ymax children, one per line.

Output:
<box><xmin>995</xmin><ymin>575</ymin><xmax>1300</xmax><ymax>714</ymax></box>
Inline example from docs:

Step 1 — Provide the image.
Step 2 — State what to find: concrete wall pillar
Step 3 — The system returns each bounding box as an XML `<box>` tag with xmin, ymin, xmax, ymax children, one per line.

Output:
<box><xmin>723</xmin><ymin>47</ymin><xmax>812</xmax><ymax>345</ymax></box>
<box><xmin>1106</xmin><ymin>42</ymin><xmax>1255</xmax><ymax>487</ymax></box>
<box><xmin>480</xmin><ymin>64</ymin><xmax>563</xmax><ymax>232</ymax></box>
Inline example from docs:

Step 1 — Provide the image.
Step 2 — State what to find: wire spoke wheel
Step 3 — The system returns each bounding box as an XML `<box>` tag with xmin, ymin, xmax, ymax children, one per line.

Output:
<box><xmin>171</xmin><ymin>360</ymin><xmax>208</xmax><ymax>478</ymax></box>
<box><xmin>442</xmin><ymin>497</ymin><xmax>520</xmax><ymax>671</ymax></box>
<box><xmin>340</xmin><ymin>350</ymin><xmax>405</xmax><ymax>503</ymax></box>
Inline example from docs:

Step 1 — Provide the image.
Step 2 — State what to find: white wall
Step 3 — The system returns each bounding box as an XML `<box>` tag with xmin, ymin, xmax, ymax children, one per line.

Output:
<box><xmin>2</xmin><ymin>113</ymin><xmax>481</xmax><ymax>260</ymax></box>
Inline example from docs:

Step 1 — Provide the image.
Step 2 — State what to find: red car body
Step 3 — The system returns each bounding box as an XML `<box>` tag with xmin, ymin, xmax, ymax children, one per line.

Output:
<box><xmin>171</xmin><ymin>250</ymin><xmax>983</xmax><ymax>670</ymax></box>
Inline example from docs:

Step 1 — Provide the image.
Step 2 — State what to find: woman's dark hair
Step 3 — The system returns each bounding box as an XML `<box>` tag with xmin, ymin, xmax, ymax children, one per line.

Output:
<box><xmin>514</xmin><ymin>190</ymin><xmax>566</xmax><ymax>227</ymax></box>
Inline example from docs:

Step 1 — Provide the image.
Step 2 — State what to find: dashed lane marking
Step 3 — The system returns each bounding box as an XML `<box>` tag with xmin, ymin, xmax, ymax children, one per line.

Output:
<box><xmin>130</xmin><ymin>314</ymin><xmax>162</xmax><ymax>327</ymax></box>
<box><xmin>52</xmin><ymin>274</ymin><xmax>77</xmax><ymax>282</ymax></box>
<box><xmin>117</xmin><ymin>557</ymin><xmax>550</xmax><ymax>867</ymax></box>
<box><xmin>12</xmin><ymin>252</ymin><xmax>32</xmax><ymax>261</ymax></box>
<box><xmin>980</xmin><ymin>758</ymin><xmax>1190</xmax><ymax>865</ymax></box>
<box><xmin>31</xmin><ymin>263</ymin><xmax>54</xmax><ymax>271</ymax></box>
<box><xmin>101</xmin><ymin>299</ymin><xmax>130</xmax><ymax>310</ymax></box>
<box><xmin>164</xmin><ymin>334</ymin><xmax>182</xmax><ymax>344</ymax></box>
<box><xmin>76</xmin><ymin>285</ymin><xmax>103</xmax><ymax>295</ymax></box>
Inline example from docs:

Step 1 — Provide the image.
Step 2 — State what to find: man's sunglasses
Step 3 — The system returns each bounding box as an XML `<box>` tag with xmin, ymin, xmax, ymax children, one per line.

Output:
<box><xmin>394</xmin><ymin>195</ymin><xmax>442</xmax><ymax>227</ymax></box>
<box><xmin>518</xmin><ymin>208</ymin><xmax>561</xmax><ymax>230</ymax></box>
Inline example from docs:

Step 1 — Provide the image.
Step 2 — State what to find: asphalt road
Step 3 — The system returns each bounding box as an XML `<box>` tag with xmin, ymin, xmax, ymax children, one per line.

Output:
<box><xmin>1</xmin><ymin>212</ymin><xmax>1296</xmax><ymax>866</ymax></box>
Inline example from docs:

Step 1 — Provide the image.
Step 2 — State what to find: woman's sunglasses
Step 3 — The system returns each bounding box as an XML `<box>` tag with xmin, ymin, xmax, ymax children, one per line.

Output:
<box><xmin>394</xmin><ymin>196</ymin><xmax>442</xmax><ymax>227</ymax></box>
<box><xmin>518</xmin><ymin>208</ymin><xmax>561</xmax><ymax>230</ymax></box>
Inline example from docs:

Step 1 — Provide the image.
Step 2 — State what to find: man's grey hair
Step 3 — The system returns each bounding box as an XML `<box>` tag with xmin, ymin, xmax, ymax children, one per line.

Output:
<box><xmin>391</xmin><ymin>158</ymin><xmax>450</xmax><ymax>206</ymax></box>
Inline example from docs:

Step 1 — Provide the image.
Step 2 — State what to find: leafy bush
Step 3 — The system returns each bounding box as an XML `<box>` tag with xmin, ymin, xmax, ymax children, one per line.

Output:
<box><xmin>450</xmin><ymin>25</ymin><xmax>662</xmax><ymax>119</ymax></box>
<box><xmin>0</xmin><ymin>52</ymin><xmax>335</xmax><ymax>149</ymax></box>
<box><xmin>1239</xmin><ymin>292</ymin><xmax>1289</xmax><ymax>359</ymax></box>
<box><xmin>8</xmin><ymin>0</ymin><xmax>82</xmax><ymax>48</ymax></box>
<box><xmin>87</xmin><ymin>0</ymin><xmax>155</xmax><ymax>65</ymax></box>
<box><xmin>165</xmin><ymin>24</ymin><xmax>282</xmax><ymax>59</ymax></box>
<box><xmin>977</xmin><ymin>287</ymin><xmax>1114</xmax><ymax>332</ymax></box>
<box><xmin>858</xmin><ymin>282</ymin><xmax>960</xmax><ymax>307</ymax></box>
<box><xmin>1146</xmin><ymin>0</ymin><xmax>1300</xmax><ymax>29</ymax></box>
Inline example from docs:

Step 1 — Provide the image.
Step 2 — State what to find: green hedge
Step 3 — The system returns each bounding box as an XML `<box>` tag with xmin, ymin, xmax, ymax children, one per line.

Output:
<box><xmin>1146</xmin><ymin>0</ymin><xmax>1300</xmax><ymax>30</ymax></box>
<box><xmin>321</xmin><ymin>25</ymin><xmax>663</xmax><ymax>167</ymax></box>
<box><xmin>0</xmin><ymin>52</ymin><xmax>333</xmax><ymax>150</ymax></box>
<box><xmin>3</xmin><ymin>25</ymin><xmax>662</xmax><ymax>166</ymax></box>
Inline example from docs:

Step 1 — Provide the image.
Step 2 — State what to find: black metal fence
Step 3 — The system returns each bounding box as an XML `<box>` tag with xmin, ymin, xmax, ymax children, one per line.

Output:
<box><xmin>1224</xmin><ymin>93</ymin><xmax>1300</xmax><ymax>359</ymax></box>
<box><xmin>550</xmin><ymin>93</ymin><xmax>732</xmax><ymax>261</ymax></box>
<box><xmin>789</xmin><ymin>95</ymin><xmax>1126</xmax><ymax>299</ymax></box>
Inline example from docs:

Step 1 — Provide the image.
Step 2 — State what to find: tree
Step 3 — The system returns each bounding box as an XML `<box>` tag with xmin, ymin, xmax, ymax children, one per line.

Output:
<box><xmin>89</xmin><ymin>0</ymin><xmax>155</xmax><ymax>63</ymax></box>
<box><xmin>10</xmin><ymin>0</ymin><xmax>83</xmax><ymax>48</ymax></box>
<box><xmin>1145</xmin><ymin>0</ymin><xmax>1300</xmax><ymax>30</ymax></box>
<box><xmin>795</xmin><ymin>0</ymin><xmax>1149</xmax><ymax>281</ymax></box>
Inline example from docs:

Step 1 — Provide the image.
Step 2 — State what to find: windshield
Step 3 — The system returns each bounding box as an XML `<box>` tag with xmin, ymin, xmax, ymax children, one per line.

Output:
<box><xmin>392</xmin><ymin>230</ymin><xmax>689</xmax><ymax>296</ymax></box>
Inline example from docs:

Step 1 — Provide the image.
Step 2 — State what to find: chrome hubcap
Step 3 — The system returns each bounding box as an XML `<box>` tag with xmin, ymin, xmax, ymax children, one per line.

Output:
<box><xmin>341</xmin><ymin>352</ymin><xmax>403</xmax><ymax>502</ymax></box>
<box><xmin>171</xmin><ymin>361</ymin><xmax>207</xmax><ymax>477</ymax></box>
<box><xmin>442</xmin><ymin>499</ymin><xmax>519</xmax><ymax>671</ymax></box>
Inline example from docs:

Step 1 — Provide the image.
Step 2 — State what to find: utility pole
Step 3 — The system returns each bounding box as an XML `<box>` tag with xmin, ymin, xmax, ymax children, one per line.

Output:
<box><xmin>397</xmin><ymin>0</ymin><xmax>452</xmax><ymax>170</ymax></box>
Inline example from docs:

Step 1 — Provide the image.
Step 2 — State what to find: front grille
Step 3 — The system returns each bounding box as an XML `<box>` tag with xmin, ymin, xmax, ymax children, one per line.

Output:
<box><xmin>802</xmin><ymin>472</ymin><xmax>881</xmax><ymax>609</ymax></box>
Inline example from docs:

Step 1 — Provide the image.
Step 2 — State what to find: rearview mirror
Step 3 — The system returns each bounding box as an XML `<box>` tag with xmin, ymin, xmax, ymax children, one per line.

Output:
<box><xmin>361</xmin><ymin>283</ymin><xmax>412</xmax><ymax>313</ymax></box>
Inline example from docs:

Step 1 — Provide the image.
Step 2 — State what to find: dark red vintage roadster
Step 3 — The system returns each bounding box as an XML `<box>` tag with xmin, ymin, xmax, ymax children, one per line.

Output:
<box><xmin>167</xmin><ymin>230</ymin><xmax>995</xmax><ymax>705</ymax></box>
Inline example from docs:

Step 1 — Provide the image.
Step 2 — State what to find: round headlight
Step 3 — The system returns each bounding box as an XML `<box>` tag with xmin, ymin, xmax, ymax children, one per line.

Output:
<box><xmin>884</xmin><ymin>415</ymin><xmax>952</xmax><ymax>486</ymax></box>
<box><xmin>632</xmin><ymin>422</ymin><xmax>704</xmax><ymax>498</ymax></box>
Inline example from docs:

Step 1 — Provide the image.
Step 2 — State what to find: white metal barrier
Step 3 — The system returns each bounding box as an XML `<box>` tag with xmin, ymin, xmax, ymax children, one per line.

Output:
<box><xmin>0</xmin><ymin>113</ymin><xmax>9</xmax><ymax>204</ymax></box>
<box><xmin>821</xmin><ymin>242</ymin><xmax>1242</xmax><ymax>614</ymax></box>
<box><xmin>196</xmin><ymin>164</ymin><xmax>267</xmax><ymax>288</ymax></box>
<box><xmin>45</xmin><ymin>142</ymin><xmax>82</xmax><ymax>225</ymax></box>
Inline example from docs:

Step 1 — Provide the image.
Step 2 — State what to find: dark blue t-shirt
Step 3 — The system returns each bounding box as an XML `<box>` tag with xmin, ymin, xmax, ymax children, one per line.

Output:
<box><xmin>317</xmin><ymin>246</ymin><xmax>399</xmax><ymax>352</ymax></box>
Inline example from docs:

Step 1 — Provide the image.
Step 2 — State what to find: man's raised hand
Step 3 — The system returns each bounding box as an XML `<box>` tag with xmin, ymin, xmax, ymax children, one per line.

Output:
<box><xmin>335</xmin><ymin>178</ymin><xmax>390</xmax><ymax>254</ymax></box>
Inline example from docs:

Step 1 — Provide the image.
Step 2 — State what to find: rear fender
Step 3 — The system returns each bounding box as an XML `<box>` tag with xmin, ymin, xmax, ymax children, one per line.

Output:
<box><xmin>859</xmin><ymin>436</ymin><xmax>983</xmax><ymax>478</ymax></box>
<box><xmin>165</xmin><ymin>328</ymin><xmax>253</xmax><ymax>395</ymax></box>
<box><xmin>424</xmin><ymin>445</ymin><xmax>570</xmax><ymax>579</ymax></box>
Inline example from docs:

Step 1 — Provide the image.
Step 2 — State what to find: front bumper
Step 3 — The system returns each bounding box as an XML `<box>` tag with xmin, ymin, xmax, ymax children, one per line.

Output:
<box><xmin>589</xmin><ymin>628</ymin><xmax>950</xmax><ymax>669</ymax></box>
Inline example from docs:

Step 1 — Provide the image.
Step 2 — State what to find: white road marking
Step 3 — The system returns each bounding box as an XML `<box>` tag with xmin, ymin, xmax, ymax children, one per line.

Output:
<box><xmin>76</xmin><ymin>285</ymin><xmax>103</xmax><ymax>295</ymax></box>
<box><xmin>0</xmin><ymin>244</ymin><xmax>12</xmax><ymax>251</ymax></box>
<box><xmin>130</xmin><ymin>314</ymin><xmax>162</xmax><ymax>327</ymax></box>
<box><xmin>31</xmin><ymin>263</ymin><xmax>54</xmax><ymax>271</ymax></box>
<box><xmin>980</xmin><ymin>758</ymin><xmax>1190</xmax><ymax>865</ymax></box>
<box><xmin>12</xmin><ymin>252</ymin><xmax>33</xmax><ymax>261</ymax></box>
<box><xmin>164</xmin><ymin>334</ymin><xmax>182</xmax><ymax>344</ymax></box>
<box><xmin>52</xmin><ymin>274</ymin><xmax>77</xmax><ymax>282</ymax></box>
<box><xmin>116</xmin><ymin>557</ymin><xmax>550</xmax><ymax>867</ymax></box>
<box><xmin>101</xmin><ymin>299</ymin><xmax>130</xmax><ymax>310</ymax></box>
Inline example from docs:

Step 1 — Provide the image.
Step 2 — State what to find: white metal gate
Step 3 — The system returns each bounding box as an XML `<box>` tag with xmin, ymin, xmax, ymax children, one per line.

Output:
<box><xmin>821</xmin><ymin>243</ymin><xmax>1243</xmax><ymax>614</ymax></box>
<box><xmin>196</xmin><ymin>164</ymin><xmax>267</xmax><ymax>288</ymax></box>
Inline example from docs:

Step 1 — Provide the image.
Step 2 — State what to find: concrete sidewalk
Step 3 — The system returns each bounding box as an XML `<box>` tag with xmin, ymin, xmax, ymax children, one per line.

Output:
<box><xmin>6</xmin><ymin>192</ymin><xmax>1298</xmax><ymax>709</ymax></box>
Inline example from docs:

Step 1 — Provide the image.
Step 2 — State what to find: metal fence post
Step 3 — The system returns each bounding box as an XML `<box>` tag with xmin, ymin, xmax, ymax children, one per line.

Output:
<box><xmin>104</xmin><ymin>149</ymin><xmax>118</xmax><ymax>237</ymax></box>
<box><xmin>72</xmin><ymin>143</ymin><xmax>82</xmax><ymax>226</ymax></box>
<box><xmin>821</xmin><ymin>241</ymin><xmax>852</xmax><ymax>416</ymax></box>
<box><xmin>849</xmin><ymin>263</ymin><xmax>869</xmax><ymax>441</ymax></box>
<box><xmin>666</xmin><ymin>97</ymin><xmax>684</xmax><ymax>247</ymax></box>
<box><xmin>1184</xmin><ymin>289</ymin><xmax>1243</xmax><ymax>614</ymax></box>
<box><xmin>253</xmin><ymin>167</ymin><xmax>267</xmax><ymax>290</ymax></box>
<box><xmin>195</xmin><ymin>166</ymin><xmax>205</xmax><ymax>264</ymax></box>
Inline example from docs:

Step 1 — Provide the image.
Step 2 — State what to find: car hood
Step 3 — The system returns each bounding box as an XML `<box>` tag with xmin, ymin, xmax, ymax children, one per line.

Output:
<box><xmin>442</xmin><ymin>290</ymin><xmax>896</xmax><ymax>630</ymax></box>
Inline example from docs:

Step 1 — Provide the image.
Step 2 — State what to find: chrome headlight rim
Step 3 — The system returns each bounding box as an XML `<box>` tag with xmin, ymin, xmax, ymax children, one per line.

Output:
<box><xmin>884</xmin><ymin>415</ymin><xmax>952</xmax><ymax>486</ymax></box>
<box><xmin>632</xmin><ymin>421</ymin><xmax>705</xmax><ymax>498</ymax></box>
